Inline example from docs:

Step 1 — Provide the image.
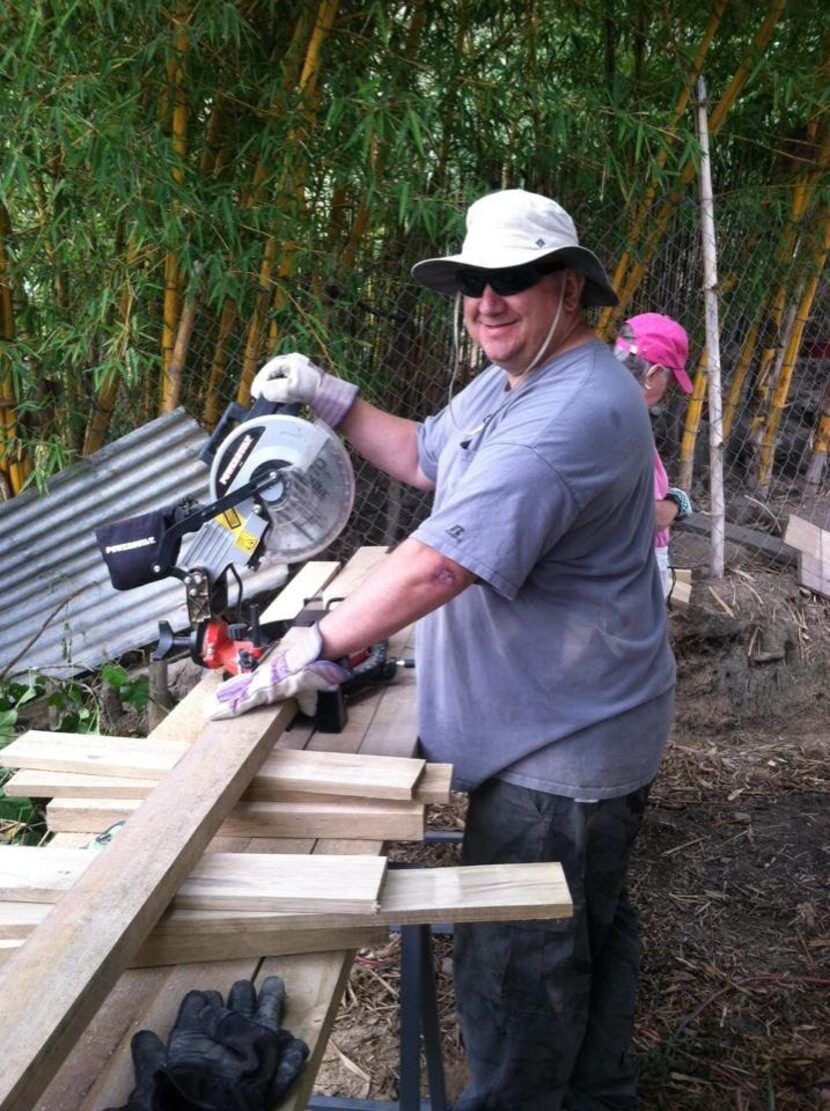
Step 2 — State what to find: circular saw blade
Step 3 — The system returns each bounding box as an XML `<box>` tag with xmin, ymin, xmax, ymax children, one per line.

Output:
<box><xmin>208</xmin><ymin>414</ymin><xmax>355</xmax><ymax>562</ymax></box>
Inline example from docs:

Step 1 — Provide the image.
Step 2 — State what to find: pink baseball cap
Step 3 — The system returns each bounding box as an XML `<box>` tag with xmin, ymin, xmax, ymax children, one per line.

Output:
<box><xmin>616</xmin><ymin>313</ymin><xmax>692</xmax><ymax>394</ymax></box>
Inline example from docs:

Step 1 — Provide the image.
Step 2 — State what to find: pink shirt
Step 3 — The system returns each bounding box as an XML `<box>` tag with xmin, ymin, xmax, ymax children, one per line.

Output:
<box><xmin>654</xmin><ymin>450</ymin><xmax>670</xmax><ymax>549</ymax></box>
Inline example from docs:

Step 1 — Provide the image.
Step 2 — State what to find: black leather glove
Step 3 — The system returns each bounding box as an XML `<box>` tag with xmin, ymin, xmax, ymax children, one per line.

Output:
<box><xmin>109</xmin><ymin>978</ymin><xmax>309</xmax><ymax>1111</ymax></box>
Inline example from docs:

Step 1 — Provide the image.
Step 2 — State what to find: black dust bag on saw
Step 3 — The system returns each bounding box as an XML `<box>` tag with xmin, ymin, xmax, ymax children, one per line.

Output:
<box><xmin>95</xmin><ymin>505</ymin><xmax>192</xmax><ymax>591</ymax></box>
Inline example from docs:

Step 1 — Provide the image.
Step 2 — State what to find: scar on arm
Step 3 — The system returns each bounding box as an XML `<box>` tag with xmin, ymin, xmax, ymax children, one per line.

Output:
<box><xmin>430</xmin><ymin>560</ymin><xmax>474</xmax><ymax>589</ymax></box>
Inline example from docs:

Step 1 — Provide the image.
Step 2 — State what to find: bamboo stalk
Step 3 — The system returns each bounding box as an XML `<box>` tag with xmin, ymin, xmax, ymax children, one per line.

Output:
<box><xmin>606</xmin><ymin>0</ymin><xmax>785</xmax><ymax>330</ymax></box>
<box><xmin>160</xmin><ymin>11</ymin><xmax>189</xmax><ymax>401</ymax></box>
<box><xmin>0</xmin><ymin>201</ymin><xmax>31</xmax><ymax>495</ymax></box>
<box><xmin>678</xmin><ymin>353</ymin><xmax>708</xmax><ymax>492</ymax></box>
<box><xmin>597</xmin><ymin>0</ymin><xmax>731</xmax><ymax>336</ymax></box>
<box><xmin>83</xmin><ymin>241</ymin><xmax>139</xmax><ymax>456</ymax></box>
<box><xmin>163</xmin><ymin>266</ymin><xmax>202</xmax><ymax>413</ymax></box>
<box><xmin>236</xmin><ymin>0</ymin><xmax>341</xmax><ymax>403</ymax></box>
<box><xmin>202</xmin><ymin>298</ymin><xmax>237</xmax><ymax>428</ymax></box>
<box><xmin>756</xmin><ymin>209</ymin><xmax>830</xmax><ymax>490</ymax></box>
<box><xmin>696</xmin><ymin>77</ymin><xmax>725</xmax><ymax>578</ymax></box>
<box><xmin>722</xmin><ymin>318</ymin><xmax>760</xmax><ymax>440</ymax></box>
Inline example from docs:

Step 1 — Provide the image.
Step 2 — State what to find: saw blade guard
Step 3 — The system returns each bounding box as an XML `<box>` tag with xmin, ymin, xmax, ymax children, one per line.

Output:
<box><xmin>208</xmin><ymin>415</ymin><xmax>355</xmax><ymax>563</ymax></box>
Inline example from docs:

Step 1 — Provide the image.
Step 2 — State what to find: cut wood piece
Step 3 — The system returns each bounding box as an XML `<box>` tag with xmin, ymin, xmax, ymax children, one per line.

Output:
<box><xmin>0</xmin><ymin>917</ymin><xmax>387</xmax><ymax>969</ymax></box>
<box><xmin>0</xmin><ymin>700</ymin><xmax>296</xmax><ymax>1111</ymax></box>
<box><xmin>45</xmin><ymin>795</ymin><xmax>425</xmax><ymax>841</ymax></box>
<box><xmin>0</xmin><ymin>847</ymin><xmax>387</xmax><ymax>914</ymax></box>
<box><xmin>670</xmin><ymin>568</ymin><xmax>692</xmax><ymax>608</ymax></box>
<box><xmin>3</xmin><ymin>737</ymin><xmax>427</xmax><ymax>802</ymax></box>
<box><xmin>0</xmin><ymin>861</ymin><xmax>571</xmax><ymax>954</ymax></box>
<box><xmin>4</xmin><ymin>769</ymin><xmax>157</xmax><ymax>800</ymax></box>
<box><xmin>261</xmin><ymin>560</ymin><xmax>342</xmax><ymax>622</ymax></box>
<box><xmin>5</xmin><ymin>760</ymin><xmax>453</xmax><ymax>807</ymax></box>
<box><xmin>798</xmin><ymin>551</ymin><xmax>830</xmax><ymax>597</ymax></box>
<box><xmin>783</xmin><ymin>514</ymin><xmax>827</xmax><ymax>559</ymax></box>
<box><xmin>1</xmin><ymin>732</ymin><xmax>188</xmax><ymax>779</ymax></box>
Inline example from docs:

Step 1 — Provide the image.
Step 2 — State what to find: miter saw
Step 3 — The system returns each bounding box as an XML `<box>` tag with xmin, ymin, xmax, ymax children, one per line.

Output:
<box><xmin>96</xmin><ymin>397</ymin><xmax>358</xmax><ymax>677</ymax></box>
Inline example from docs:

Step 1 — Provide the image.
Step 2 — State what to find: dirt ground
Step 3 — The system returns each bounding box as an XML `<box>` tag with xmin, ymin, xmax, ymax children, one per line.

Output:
<box><xmin>313</xmin><ymin>561</ymin><xmax>830</xmax><ymax>1109</ymax></box>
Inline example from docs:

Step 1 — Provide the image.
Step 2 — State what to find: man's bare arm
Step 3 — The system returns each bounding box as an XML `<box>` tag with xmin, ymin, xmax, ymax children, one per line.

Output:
<box><xmin>339</xmin><ymin>400</ymin><xmax>435</xmax><ymax>490</ymax></box>
<box><xmin>318</xmin><ymin>537</ymin><xmax>474</xmax><ymax>658</ymax></box>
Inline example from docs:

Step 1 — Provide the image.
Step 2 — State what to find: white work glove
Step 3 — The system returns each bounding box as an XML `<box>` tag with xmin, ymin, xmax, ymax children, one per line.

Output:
<box><xmin>208</xmin><ymin>625</ymin><xmax>351</xmax><ymax>720</ymax></box>
<box><xmin>251</xmin><ymin>353</ymin><xmax>358</xmax><ymax>430</ymax></box>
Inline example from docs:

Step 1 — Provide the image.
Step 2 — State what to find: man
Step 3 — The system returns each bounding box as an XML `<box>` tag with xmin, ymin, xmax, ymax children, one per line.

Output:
<box><xmin>614</xmin><ymin>313</ymin><xmax>694</xmax><ymax>597</ymax></box>
<box><xmin>211</xmin><ymin>189</ymin><xmax>676</xmax><ymax>1110</ymax></box>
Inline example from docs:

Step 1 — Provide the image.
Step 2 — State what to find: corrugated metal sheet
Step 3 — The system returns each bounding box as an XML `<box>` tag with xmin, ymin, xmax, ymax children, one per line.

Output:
<box><xmin>0</xmin><ymin>410</ymin><xmax>288</xmax><ymax>679</ymax></box>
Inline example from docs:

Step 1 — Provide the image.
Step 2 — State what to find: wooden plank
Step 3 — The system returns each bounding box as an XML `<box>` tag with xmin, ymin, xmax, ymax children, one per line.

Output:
<box><xmin>0</xmin><ymin>701</ymin><xmax>297</xmax><ymax>1111</ymax></box>
<box><xmin>5</xmin><ymin>760</ymin><xmax>452</xmax><ymax>806</ymax></box>
<box><xmin>677</xmin><ymin>515</ymin><xmax>795</xmax><ymax>566</ymax></box>
<box><xmin>783</xmin><ymin>513</ymin><xmax>827</xmax><ymax>559</ymax></box>
<box><xmin>799</xmin><ymin>551</ymin><xmax>830</xmax><ymax>596</ymax></box>
<box><xmin>43</xmin><ymin>550</ymin><xmax>393</xmax><ymax>1110</ymax></box>
<box><xmin>0</xmin><ymin>857</ymin><xmax>568</xmax><ymax>924</ymax></box>
<box><xmin>0</xmin><ymin>847</ymin><xmax>387</xmax><ymax>914</ymax></box>
<box><xmin>318</xmin><ymin>546</ymin><xmax>390</xmax><ymax>606</ymax></box>
<box><xmin>262</xmin><ymin>560</ymin><xmax>342</xmax><ymax>621</ymax></box>
<box><xmin>2</xmin><ymin>732</ymin><xmax>189</xmax><ymax>779</ymax></box>
<box><xmin>45</xmin><ymin>795</ymin><xmax>426</xmax><ymax>841</ymax></box>
<box><xmin>0</xmin><ymin>921</ymin><xmax>388</xmax><ymax>969</ymax></box>
<box><xmin>0</xmin><ymin>860</ymin><xmax>571</xmax><ymax>944</ymax></box>
<box><xmin>3</xmin><ymin>736</ymin><xmax>426</xmax><ymax>801</ymax></box>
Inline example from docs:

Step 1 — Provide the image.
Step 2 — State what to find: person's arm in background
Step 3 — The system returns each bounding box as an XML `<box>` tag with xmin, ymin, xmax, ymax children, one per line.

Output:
<box><xmin>657</xmin><ymin>486</ymin><xmax>692</xmax><ymax>532</ymax></box>
<box><xmin>655</xmin><ymin>498</ymin><xmax>679</xmax><ymax>531</ymax></box>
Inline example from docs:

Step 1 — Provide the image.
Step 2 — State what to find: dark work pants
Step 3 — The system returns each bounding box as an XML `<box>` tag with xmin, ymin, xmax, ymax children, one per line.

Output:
<box><xmin>452</xmin><ymin>779</ymin><xmax>651</xmax><ymax>1111</ymax></box>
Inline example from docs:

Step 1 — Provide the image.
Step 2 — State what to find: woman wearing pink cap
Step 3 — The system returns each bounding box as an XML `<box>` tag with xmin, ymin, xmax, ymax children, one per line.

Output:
<box><xmin>614</xmin><ymin>313</ymin><xmax>693</xmax><ymax>598</ymax></box>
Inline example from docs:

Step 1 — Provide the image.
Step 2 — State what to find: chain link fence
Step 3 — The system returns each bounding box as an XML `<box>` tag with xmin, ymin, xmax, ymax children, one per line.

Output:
<box><xmin>47</xmin><ymin>183</ymin><xmax>830</xmax><ymax>579</ymax></box>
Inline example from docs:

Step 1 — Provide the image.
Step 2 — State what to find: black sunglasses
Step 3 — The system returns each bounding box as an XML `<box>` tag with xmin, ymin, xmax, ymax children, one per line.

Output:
<box><xmin>456</xmin><ymin>263</ymin><xmax>558</xmax><ymax>298</ymax></box>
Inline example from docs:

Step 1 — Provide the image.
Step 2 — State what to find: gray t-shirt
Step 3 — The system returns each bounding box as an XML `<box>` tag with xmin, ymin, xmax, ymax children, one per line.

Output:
<box><xmin>412</xmin><ymin>339</ymin><xmax>676</xmax><ymax>797</ymax></box>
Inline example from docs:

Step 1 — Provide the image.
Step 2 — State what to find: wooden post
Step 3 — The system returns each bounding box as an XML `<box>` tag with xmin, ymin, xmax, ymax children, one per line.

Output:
<box><xmin>147</xmin><ymin>658</ymin><xmax>174</xmax><ymax>731</ymax></box>
<box><xmin>695</xmin><ymin>76</ymin><xmax>725</xmax><ymax>579</ymax></box>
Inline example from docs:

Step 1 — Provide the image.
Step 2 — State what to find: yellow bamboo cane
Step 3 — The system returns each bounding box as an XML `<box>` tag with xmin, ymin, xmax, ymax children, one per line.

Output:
<box><xmin>722</xmin><ymin>319</ymin><xmax>760</xmax><ymax>440</ymax></box>
<box><xmin>160</xmin><ymin>11</ymin><xmax>189</xmax><ymax>408</ymax></box>
<box><xmin>678</xmin><ymin>352</ymin><xmax>709</xmax><ymax>492</ymax></box>
<box><xmin>0</xmin><ymin>201</ymin><xmax>33</xmax><ymax>494</ymax></box>
<box><xmin>83</xmin><ymin>242</ymin><xmax>140</xmax><ymax>456</ymax></box>
<box><xmin>203</xmin><ymin>299</ymin><xmax>236</xmax><ymax>428</ymax></box>
<box><xmin>806</xmin><ymin>387</ymin><xmax>830</xmax><ymax>487</ymax></box>
<box><xmin>606</xmin><ymin>0</ymin><xmax>785</xmax><ymax>331</ymax></box>
<box><xmin>746</xmin><ymin>118</ymin><xmax>829</xmax><ymax>448</ymax></box>
<box><xmin>236</xmin><ymin>0</ymin><xmax>341</xmax><ymax>402</ymax></box>
<box><xmin>597</xmin><ymin>0</ymin><xmax>730</xmax><ymax>336</ymax></box>
<box><xmin>756</xmin><ymin>209</ymin><xmax>830</xmax><ymax>490</ymax></box>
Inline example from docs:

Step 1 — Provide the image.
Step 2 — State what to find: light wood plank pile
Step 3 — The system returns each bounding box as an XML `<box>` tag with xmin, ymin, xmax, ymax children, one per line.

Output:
<box><xmin>0</xmin><ymin>549</ymin><xmax>572</xmax><ymax>1111</ymax></box>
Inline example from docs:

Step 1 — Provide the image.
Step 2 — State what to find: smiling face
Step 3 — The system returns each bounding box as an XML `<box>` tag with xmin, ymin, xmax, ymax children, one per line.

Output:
<box><xmin>462</xmin><ymin>269</ymin><xmax>587</xmax><ymax>378</ymax></box>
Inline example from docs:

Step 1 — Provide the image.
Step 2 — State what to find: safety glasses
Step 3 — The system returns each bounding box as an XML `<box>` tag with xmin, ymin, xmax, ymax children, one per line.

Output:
<box><xmin>456</xmin><ymin>263</ymin><xmax>552</xmax><ymax>298</ymax></box>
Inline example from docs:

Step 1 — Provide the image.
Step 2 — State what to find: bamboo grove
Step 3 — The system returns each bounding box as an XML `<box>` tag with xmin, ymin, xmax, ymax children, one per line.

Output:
<box><xmin>1</xmin><ymin>0</ymin><xmax>828</xmax><ymax>507</ymax></box>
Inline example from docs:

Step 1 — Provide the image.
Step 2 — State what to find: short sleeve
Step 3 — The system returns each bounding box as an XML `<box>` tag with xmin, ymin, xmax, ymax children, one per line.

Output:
<box><xmin>412</xmin><ymin>440</ymin><xmax>579</xmax><ymax>599</ymax></box>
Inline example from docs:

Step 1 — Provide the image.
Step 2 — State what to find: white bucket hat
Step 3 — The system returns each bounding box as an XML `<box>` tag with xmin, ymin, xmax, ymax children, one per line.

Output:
<box><xmin>411</xmin><ymin>189</ymin><xmax>618</xmax><ymax>308</ymax></box>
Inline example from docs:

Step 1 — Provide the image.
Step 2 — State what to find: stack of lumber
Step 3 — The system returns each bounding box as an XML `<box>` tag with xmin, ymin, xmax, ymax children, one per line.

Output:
<box><xmin>784</xmin><ymin>514</ymin><xmax>830</xmax><ymax>598</ymax></box>
<box><xmin>2</xmin><ymin>734</ymin><xmax>450</xmax><ymax>841</ymax></box>
<box><xmin>0</xmin><ymin>549</ymin><xmax>572</xmax><ymax>1111</ymax></box>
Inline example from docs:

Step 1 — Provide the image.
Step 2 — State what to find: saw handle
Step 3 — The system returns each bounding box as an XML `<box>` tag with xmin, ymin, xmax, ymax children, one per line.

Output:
<box><xmin>200</xmin><ymin>397</ymin><xmax>301</xmax><ymax>467</ymax></box>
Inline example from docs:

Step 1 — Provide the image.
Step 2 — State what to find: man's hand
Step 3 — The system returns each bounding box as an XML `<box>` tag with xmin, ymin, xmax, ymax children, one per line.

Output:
<box><xmin>208</xmin><ymin>625</ymin><xmax>351</xmax><ymax>719</ymax></box>
<box><xmin>251</xmin><ymin>352</ymin><xmax>358</xmax><ymax>429</ymax></box>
